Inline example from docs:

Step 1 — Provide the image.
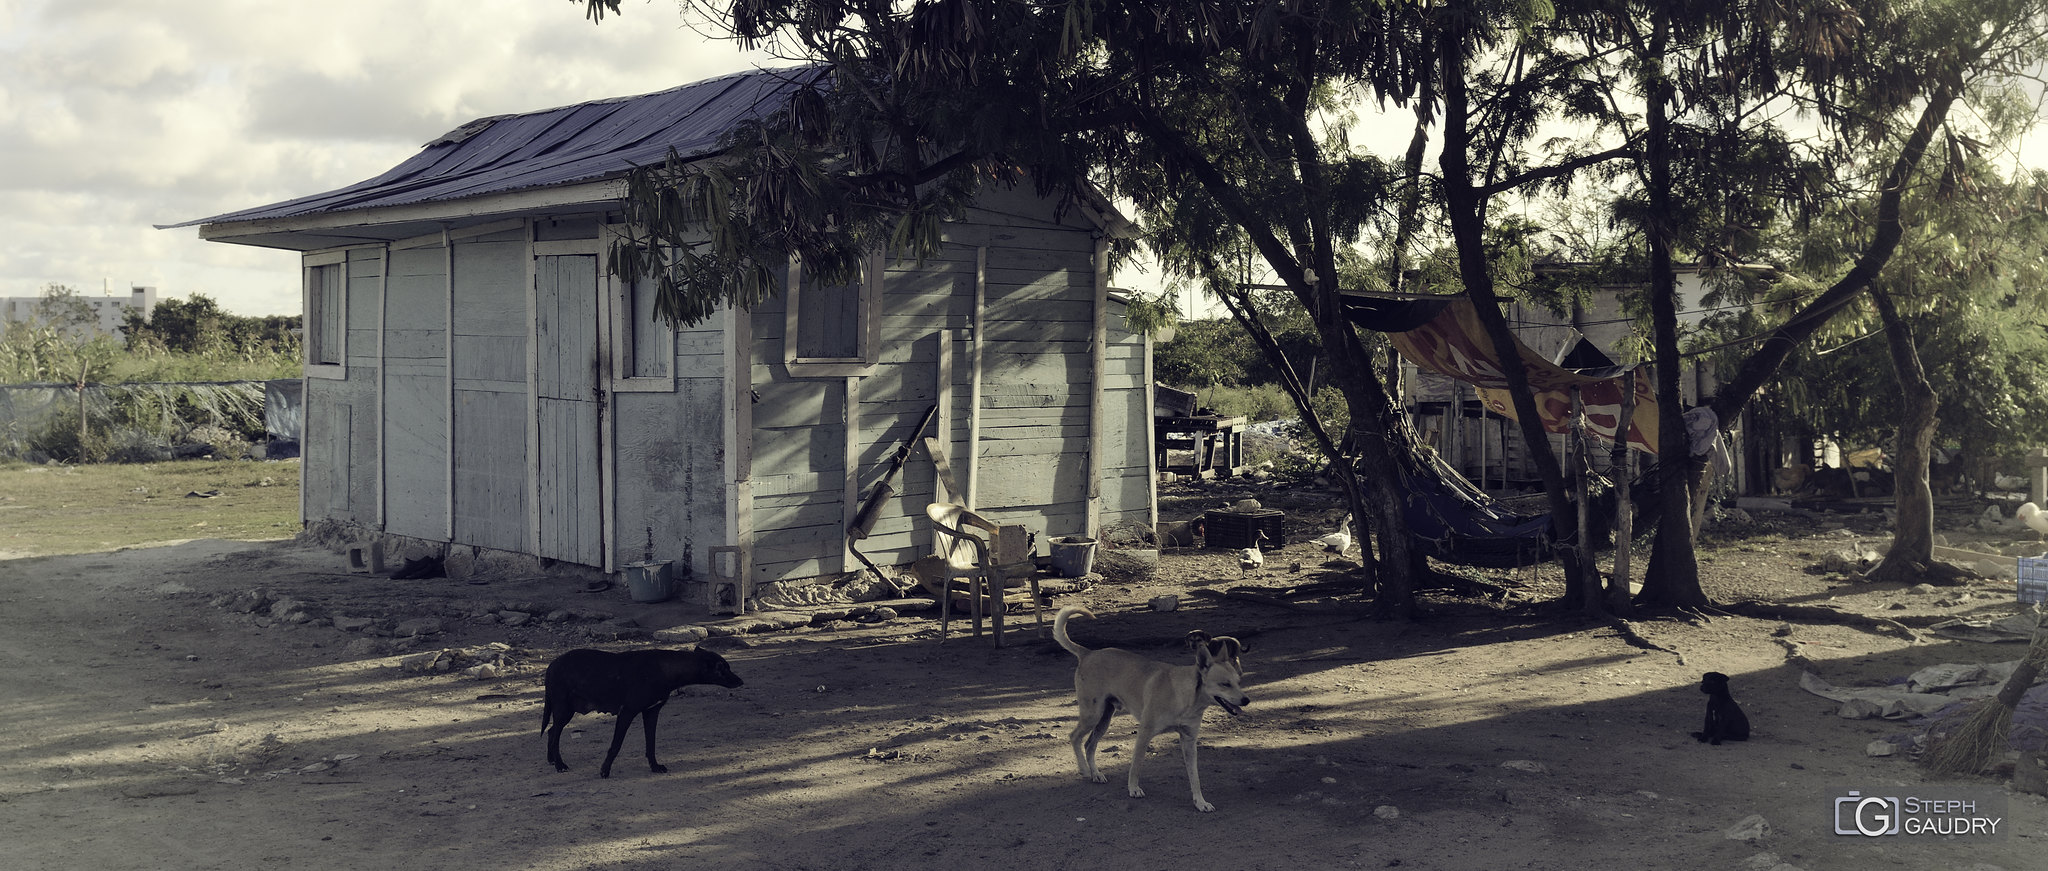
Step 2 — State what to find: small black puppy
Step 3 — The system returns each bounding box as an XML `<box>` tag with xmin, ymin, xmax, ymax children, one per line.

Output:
<box><xmin>542</xmin><ymin>647</ymin><xmax>744</xmax><ymax>777</ymax></box>
<box><xmin>1690</xmin><ymin>671</ymin><xmax>1750</xmax><ymax>745</ymax></box>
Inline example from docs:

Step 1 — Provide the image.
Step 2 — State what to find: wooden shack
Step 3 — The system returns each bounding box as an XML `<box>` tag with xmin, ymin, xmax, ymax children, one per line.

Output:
<box><xmin>170</xmin><ymin>67</ymin><xmax>1157</xmax><ymax>588</ymax></box>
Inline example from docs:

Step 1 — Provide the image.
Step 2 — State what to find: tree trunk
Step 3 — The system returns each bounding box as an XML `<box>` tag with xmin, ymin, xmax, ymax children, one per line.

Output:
<box><xmin>1632</xmin><ymin>17</ymin><xmax>1712</xmax><ymax>609</ymax></box>
<box><xmin>1125</xmin><ymin>111</ymin><xmax>1420</xmax><ymax>618</ymax></box>
<box><xmin>1438</xmin><ymin>18</ymin><xmax>1594</xmax><ymax>611</ymax></box>
<box><xmin>1866</xmin><ymin>285</ymin><xmax>1939</xmax><ymax>582</ymax></box>
<box><xmin>1211</xmin><ymin>283</ymin><xmax>1395</xmax><ymax>609</ymax></box>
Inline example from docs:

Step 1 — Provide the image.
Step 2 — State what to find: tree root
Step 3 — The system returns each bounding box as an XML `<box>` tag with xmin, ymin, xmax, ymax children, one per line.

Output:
<box><xmin>1193</xmin><ymin>586</ymin><xmax>1378</xmax><ymax>615</ymax></box>
<box><xmin>1861</xmin><ymin>557</ymin><xmax>1975</xmax><ymax>587</ymax></box>
<box><xmin>1719</xmin><ymin>600</ymin><xmax>1922</xmax><ymax>642</ymax></box>
<box><xmin>1598</xmin><ymin>617</ymin><xmax>1685</xmax><ymax>664</ymax></box>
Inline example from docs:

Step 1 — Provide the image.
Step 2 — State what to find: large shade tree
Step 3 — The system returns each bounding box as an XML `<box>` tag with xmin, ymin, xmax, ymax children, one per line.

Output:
<box><xmin>583</xmin><ymin>0</ymin><xmax>1457</xmax><ymax>616</ymax></box>
<box><xmin>580</xmin><ymin>0</ymin><xmax>2048</xmax><ymax>618</ymax></box>
<box><xmin>1573</xmin><ymin>0</ymin><xmax>2048</xmax><ymax>608</ymax></box>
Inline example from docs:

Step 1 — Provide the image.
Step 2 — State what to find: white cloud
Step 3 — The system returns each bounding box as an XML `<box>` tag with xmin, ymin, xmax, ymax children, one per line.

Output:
<box><xmin>0</xmin><ymin>0</ymin><xmax>778</xmax><ymax>315</ymax></box>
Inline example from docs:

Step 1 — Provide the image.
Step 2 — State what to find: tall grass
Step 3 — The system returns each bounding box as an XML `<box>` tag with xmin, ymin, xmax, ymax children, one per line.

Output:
<box><xmin>1164</xmin><ymin>382</ymin><xmax>1349</xmax><ymax>432</ymax></box>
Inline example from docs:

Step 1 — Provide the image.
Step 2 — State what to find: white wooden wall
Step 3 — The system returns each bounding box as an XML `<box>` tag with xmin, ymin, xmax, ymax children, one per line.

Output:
<box><xmin>303</xmin><ymin>247</ymin><xmax>384</xmax><ymax>525</ymax></box>
<box><xmin>382</xmin><ymin>244</ymin><xmax>450</xmax><ymax>541</ymax></box>
<box><xmin>296</xmin><ymin>191</ymin><xmax>1147</xmax><ymax>586</ymax></box>
<box><xmin>740</xmin><ymin>184</ymin><xmax>1144</xmax><ymax>585</ymax></box>
<box><xmin>448</xmin><ymin>229</ymin><xmax>532</xmax><ymax>553</ymax></box>
<box><xmin>1096</xmin><ymin>307</ymin><xmax>1156</xmax><ymax>530</ymax></box>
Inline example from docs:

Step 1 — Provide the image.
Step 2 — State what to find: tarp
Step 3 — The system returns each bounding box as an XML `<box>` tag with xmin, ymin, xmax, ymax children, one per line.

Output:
<box><xmin>1346</xmin><ymin>296</ymin><xmax>1661</xmax><ymax>454</ymax></box>
<box><xmin>1400</xmin><ymin>447</ymin><xmax>1555</xmax><ymax>568</ymax></box>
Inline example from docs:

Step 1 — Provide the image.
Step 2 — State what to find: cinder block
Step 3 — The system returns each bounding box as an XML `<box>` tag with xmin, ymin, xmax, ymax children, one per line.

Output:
<box><xmin>347</xmin><ymin>542</ymin><xmax>386</xmax><ymax>574</ymax></box>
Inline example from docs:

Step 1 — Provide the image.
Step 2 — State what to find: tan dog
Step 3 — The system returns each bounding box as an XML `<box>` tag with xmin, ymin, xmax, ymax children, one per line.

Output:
<box><xmin>1053</xmin><ymin>606</ymin><xmax>1250</xmax><ymax>812</ymax></box>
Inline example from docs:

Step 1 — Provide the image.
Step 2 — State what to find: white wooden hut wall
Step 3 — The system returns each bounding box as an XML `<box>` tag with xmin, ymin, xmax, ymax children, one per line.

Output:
<box><xmin>300</xmin><ymin>217</ymin><xmax>735</xmax><ymax>579</ymax></box>
<box><xmin>294</xmin><ymin>197</ymin><xmax>1148</xmax><ymax>586</ymax></box>
<box><xmin>739</xmin><ymin>185</ymin><xmax>1153</xmax><ymax>584</ymax></box>
<box><xmin>382</xmin><ymin>240</ymin><xmax>452</xmax><ymax>541</ymax></box>
<box><xmin>301</xmin><ymin>246</ymin><xmax>385</xmax><ymax>526</ymax></box>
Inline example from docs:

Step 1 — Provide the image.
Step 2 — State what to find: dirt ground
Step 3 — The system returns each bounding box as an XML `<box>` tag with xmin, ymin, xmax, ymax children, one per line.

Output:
<box><xmin>4</xmin><ymin>482</ymin><xmax>2046</xmax><ymax>871</ymax></box>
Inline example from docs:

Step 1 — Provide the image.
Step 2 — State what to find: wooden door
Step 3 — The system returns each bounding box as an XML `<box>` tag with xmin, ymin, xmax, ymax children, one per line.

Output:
<box><xmin>535</xmin><ymin>254</ymin><xmax>605</xmax><ymax>567</ymax></box>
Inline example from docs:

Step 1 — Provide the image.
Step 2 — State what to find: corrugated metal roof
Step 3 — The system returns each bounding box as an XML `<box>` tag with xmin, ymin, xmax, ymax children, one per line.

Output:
<box><xmin>172</xmin><ymin>66</ymin><xmax>825</xmax><ymax>229</ymax></box>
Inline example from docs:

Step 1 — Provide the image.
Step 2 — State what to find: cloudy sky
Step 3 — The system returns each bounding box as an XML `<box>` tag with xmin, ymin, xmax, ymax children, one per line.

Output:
<box><xmin>1</xmin><ymin>0</ymin><xmax>787</xmax><ymax>316</ymax></box>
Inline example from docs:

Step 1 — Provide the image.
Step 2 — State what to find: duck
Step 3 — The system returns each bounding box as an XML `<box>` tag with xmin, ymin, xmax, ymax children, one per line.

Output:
<box><xmin>1239</xmin><ymin>546</ymin><xmax>1265</xmax><ymax>574</ymax></box>
<box><xmin>1316</xmin><ymin>516</ymin><xmax>1354</xmax><ymax>555</ymax></box>
<box><xmin>2018</xmin><ymin>502</ymin><xmax>2048</xmax><ymax>537</ymax></box>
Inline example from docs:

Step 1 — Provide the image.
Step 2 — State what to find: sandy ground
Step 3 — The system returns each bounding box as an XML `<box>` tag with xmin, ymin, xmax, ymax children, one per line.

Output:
<box><xmin>3</xmin><ymin>494</ymin><xmax>2046</xmax><ymax>871</ymax></box>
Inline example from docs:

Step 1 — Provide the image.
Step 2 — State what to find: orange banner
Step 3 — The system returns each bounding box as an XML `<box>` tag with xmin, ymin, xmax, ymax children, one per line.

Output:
<box><xmin>1388</xmin><ymin>300</ymin><xmax>1659</xmax><ymax>453</ymax></box>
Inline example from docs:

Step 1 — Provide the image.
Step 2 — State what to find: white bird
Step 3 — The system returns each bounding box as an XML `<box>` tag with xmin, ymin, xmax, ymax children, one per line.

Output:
<box><xmin>2019</xmin><ymin>502</ymin><xmax>2048</xmax><ymax>537</ymax></box>
<box><xmin>1239</xmin><ymin>546</ymin><xmax>1265</xmax><ymax>573</ymax></box>
<box><xmin>1316</xmin><ymin>516</ymin><xmax>1354</xmax><ymax>554</ymax></box>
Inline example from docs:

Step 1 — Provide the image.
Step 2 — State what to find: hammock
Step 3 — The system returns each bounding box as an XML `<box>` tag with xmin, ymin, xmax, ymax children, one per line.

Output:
<box><xmin>1342</xmin><ymin>293</ymin><xmax>1651</xmax><ymax>569</ymax></box>
<box><xmin>1398</xmin><ymin>447</ymin><xmax>1557</xmax><ymax>568</ymax></box>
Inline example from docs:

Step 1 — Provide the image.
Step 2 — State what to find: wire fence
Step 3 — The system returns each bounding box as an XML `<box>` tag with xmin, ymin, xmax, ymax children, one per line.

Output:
<box><xmin>0</xmin><ymin>379</ymin><xmax>300</xmax><ymax>463</ymax></box>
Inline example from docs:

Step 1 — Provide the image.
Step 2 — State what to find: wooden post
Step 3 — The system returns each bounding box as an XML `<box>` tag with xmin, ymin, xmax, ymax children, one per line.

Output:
<box><xmin>1611</xmin><ymin>369</ymin><xmax>1636</xmax><ymax>614</ymax></box>
<box><xmin>1448</xmin><ymin>380</ymin><xmax>1464</xmax><ymax>478</ymax></box>
<box><xmin>1571</xmin><ymin>385</ymin><xmax>1598</xmax><ymax>617</ymax></box>
<box><xmin>1478</xmin><ymin>402</ymin><xmax>1489</xmax><ymax>493</ymax></box>
<box><xmin>2029</xmin><ymin>446</ymin><xmax>2048</xmax><ymax>508</ymax></box>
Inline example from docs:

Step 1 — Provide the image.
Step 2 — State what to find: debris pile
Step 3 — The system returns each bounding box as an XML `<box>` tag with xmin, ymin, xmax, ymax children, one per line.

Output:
<box><xmin>397</xmin><ymin>643</ymin><xmax>533</xmax><ymax>679</ymax></box>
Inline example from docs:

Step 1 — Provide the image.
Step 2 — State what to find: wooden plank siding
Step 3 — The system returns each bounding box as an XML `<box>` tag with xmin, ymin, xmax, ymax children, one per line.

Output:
<box><xmin>1095</xmin><ymin>323</ymin><xmax>1156</xmax><ymax>530</ymax></box>
<box><xmin>449</xmin><ymin>237</ymin><xmax>530</xmax><ymax>552</ymax></box>
<box><xmin>745</xmin><ymin>289</ymin><xmax>850</xmax><ymax>580</ymax></box>
<box><xmin>382</xmin><ymin>245</ymin><xmax>451</xmax><ymax>541</ymax></box>
<box><xmin>609</xmin><ymin>309</ymin><xmax>730</xmax><ymax>578</ymax></box>
<box><xmin>963</xmin><ymin>226</ymin><xmax>1096</xmax><ymax>536</ymax></box>
<box><xmin>303</xmin><ymin>248</ymin><xmax>385</xmax><ymax>525</ymax></box>
<box><xmin>286</xmin><ymin>179</ymin><xmax>1149</xmax><ymax>589</ymax></box>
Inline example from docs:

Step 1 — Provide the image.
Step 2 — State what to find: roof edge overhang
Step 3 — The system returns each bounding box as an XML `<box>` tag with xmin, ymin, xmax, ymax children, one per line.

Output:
<box><xmin>174</xmin><ymin>179</ymin><xmax>627</xmax><ymax>252</ymax></box>
<box><xmin>1066</xmin><ymin>185</ymin><xmax>1138</xmax><ymax>240</ymax></box>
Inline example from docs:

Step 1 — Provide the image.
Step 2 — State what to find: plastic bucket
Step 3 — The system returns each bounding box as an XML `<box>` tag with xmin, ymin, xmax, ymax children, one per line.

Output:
<box><xmin>623</xmin><ymin>560</ymin><xmax>675</xmax><ymax>603</ymax></box>
<box><xmin>1049</xmin><ymin>536</ymin><xmax>1098</xmax><ymax>578</ymax></box>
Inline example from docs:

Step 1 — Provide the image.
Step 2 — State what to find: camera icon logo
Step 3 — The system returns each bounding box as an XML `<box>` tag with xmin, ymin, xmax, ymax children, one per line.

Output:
<box><xmin>1834</xmin><ymin>791</ymin><xmax>1902</xmax><ymax>837</ymax></box>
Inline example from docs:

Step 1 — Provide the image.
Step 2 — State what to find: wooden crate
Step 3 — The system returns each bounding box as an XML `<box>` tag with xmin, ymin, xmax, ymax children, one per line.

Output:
<box><xmin>1205</xmin><ymin>508</ymin><xmax>1285</xmax><ymax>550</ymax></box>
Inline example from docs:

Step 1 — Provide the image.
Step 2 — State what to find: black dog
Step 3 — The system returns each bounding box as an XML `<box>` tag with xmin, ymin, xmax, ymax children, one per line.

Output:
<box><xmin>542</xmin><ymin>647</ymin><xmax>744</xmax><ymax>777</ymax></box>
<box><xmin>1690</xmin><ymin>671</ymin><xmax>1750</xmax><ymax>745</ymax></box>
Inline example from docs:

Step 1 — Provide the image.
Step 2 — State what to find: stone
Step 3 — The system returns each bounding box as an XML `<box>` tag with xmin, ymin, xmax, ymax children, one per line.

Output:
<box><xmin>1865</xmin><ymin>740</ymin><xmax>1896</xmax><ymax>757</ymax></box>
<box><xmin>1499</xmin><ymin>760</ymin><xmax>1549</xmax><ymax>774</ymax></box>
<box><xmin>394</xmin><ymin>618</ymin><xmax>445</xmax><ymax>637</ymax></box>
<box><xmin>1372</xmin><ymin>805</ymin><xmax>1400</xmax><ymax>820</ymax></box>
<box><xmin>1740</xmin><ymin>852</ymin><xmax>1782</xmax><ymax>871</ymax></box>
<box><xmin>398</xmin><ymin>651</ymin><xmax>447</xmax><ymax>673</ymax></box>
<box><xmin>343</xmin><ymin>638</ymin><xmax>388</xmax><ymax>657</ymax></box>
<box><xmin>331</xmin><ymin>615</ymin><xmax>377</xmax><ymax>632</ymax></box>
<box><xmin>544</xmin><ymin>609</ymin><xmax>572</xmax><ymax>623</ymax></box>
<box><xmin>759</xmin><ymin>612</ymin><xmax>811</xmax><ymax>631</ymax></box>
<box><xmin>212</xmin><ymin>590</ymin><xmax>273</xmax><ymax>613</ymax></box>
<box><xmin>1724</xmin><ymin>814</ymin><xmax>1770</xmax><ymax>842</ymax></box>
<box><xmin>2010</xmin><ymin>756</ymin><xmax>2048</xmax><ymax>796</ymax></box>
<box><xmin>499</xmin><ymin>611</ymin><xmax>532</xmax><ymax>627</ymax></box>
<box><xmin>653</xmin><ymin>625</ymin><xmax>711</xmax><ymax>644</ymax></box>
